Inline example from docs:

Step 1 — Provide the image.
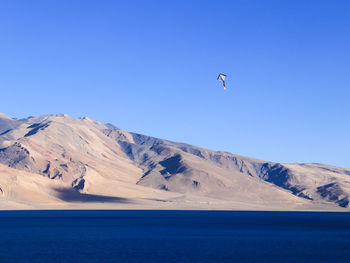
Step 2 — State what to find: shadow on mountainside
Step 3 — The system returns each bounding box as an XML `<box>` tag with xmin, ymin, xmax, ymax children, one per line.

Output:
<box><xmin>54</xmin><ymin>188</ymin><xmax>133</xmax><ymax>203</ymax></box>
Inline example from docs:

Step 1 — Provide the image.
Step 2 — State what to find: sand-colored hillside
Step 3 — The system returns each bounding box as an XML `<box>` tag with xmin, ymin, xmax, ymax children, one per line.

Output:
<box><xmin>0</xmin><ymin>164</ymin><xmax>342</xmax><ymax>211</ymax></box>
<box><xmin>0</xmin><ymin>113</ymin><xmax>349</xmax><ymax>211</ymax></box>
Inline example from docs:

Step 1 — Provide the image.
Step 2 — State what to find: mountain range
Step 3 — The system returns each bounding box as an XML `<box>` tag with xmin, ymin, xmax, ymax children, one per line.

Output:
<box><xmin>0</xmin><ymin>113</ymin><xmax>349</xmax><ymax>211</ymax></box>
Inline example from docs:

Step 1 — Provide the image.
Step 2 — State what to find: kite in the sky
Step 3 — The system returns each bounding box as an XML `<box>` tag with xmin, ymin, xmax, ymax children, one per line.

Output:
<box><xmin>217</xmin><ymin>73</ymin><xmax>227</xmax><ymax>89</ymax></box>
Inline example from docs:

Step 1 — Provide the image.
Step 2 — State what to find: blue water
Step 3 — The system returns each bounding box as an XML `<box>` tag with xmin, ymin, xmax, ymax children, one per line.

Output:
<box><xmin>0</xmin><ymin>210</ymin><xmax>349</xmax><ymax>263</ymax></box>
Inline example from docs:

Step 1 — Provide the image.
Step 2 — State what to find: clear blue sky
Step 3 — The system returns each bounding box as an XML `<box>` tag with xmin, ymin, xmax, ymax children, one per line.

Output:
<box><xmin>1</xmin><ymin>0</ymin><xmax>349</xmax><ymax>167</ymax></box>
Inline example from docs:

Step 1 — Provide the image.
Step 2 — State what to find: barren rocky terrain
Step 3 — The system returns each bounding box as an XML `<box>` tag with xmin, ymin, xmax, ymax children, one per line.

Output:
<box><xmin>0</xmin><ymin>113</ymin><xmax>349</xmax><ymax>210</ymax></box>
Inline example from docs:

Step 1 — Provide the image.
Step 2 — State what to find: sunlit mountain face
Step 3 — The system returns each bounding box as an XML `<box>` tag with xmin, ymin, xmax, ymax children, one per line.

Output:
<box><xmin>0</xmin><ymin>113</ymin><xmax>349</xmax><ymax>210</ymax></box>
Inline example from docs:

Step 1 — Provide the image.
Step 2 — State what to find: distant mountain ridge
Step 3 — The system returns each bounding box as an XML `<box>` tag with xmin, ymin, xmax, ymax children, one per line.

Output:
<box><xmin>0</xmin><ymin>112</ymin><xmax>349</xmax><ymax>210</ymax></box>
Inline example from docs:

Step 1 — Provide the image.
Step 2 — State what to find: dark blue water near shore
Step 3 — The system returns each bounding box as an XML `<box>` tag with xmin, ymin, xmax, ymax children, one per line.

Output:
<box><xmin>0</xmin><ymin>210</ymin><xmax>349</xmax><ymax>263</ymax></box>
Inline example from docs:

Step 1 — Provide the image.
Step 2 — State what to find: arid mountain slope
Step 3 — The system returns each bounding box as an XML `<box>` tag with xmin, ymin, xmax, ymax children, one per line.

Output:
<box><xmin>0</xmin><ymin>114</ymin><xmax>141</xmax><ymax>186</ymax></box>
<box><xmin>105</xmin><ymin>129</ymin><xmax>350</xmax><ymax>208</ymax></box>
<box><xmin>0</xmin><ymin>113</ymin><xmax>349</xmax><ymax>210</ymax></box>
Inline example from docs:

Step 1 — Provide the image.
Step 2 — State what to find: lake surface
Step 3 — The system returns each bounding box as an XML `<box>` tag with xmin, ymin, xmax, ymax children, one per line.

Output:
<box><xmin>0</xmin><ymin>210</ymin><xmax>349</xmax><ymax>262</ymax></box>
